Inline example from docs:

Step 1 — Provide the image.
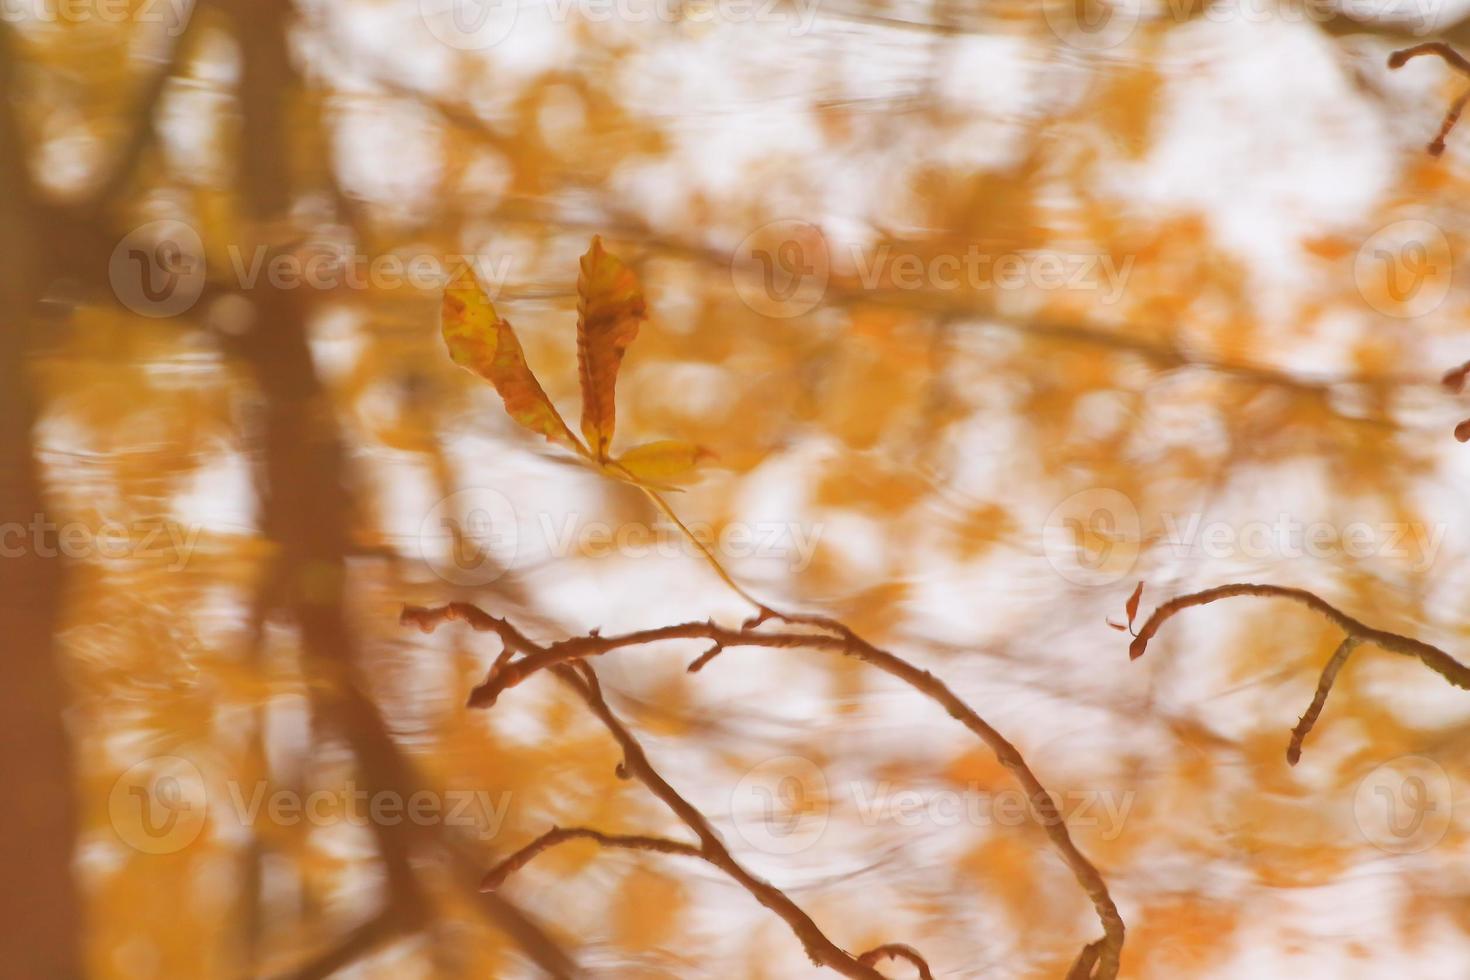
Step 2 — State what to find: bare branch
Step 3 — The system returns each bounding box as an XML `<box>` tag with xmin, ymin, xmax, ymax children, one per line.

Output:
<box><xmin>402</xmin><ymin>603</ymin><xmax>1125</xmax><ymax>978</ymax></box>
<box><xmin>1389</xmin><ymin>41</ymin><xmax>1470</xmax><ymax>76</ymax></box>
<box><xmin>482</xmin><ymin>826</ymin><xmax>702</xmax><ymax>892</ymax></box>
<box><xmin>551</xmin><ymin>661</ymin><xmax>889</xmax><ymax>979</ymax></box>
<box><xmin>1389</xmin><ymin>43</ymin><xmax>1470</xmax><ymax>155</ymax></box>
<box><xmin>1129</xmin><ymin>583</ymin><xmax>1470</xmax><ymax>767</ymax></box>
<box><xmin>1286</xmin><ymin>636</ymin><xmax>1363</xmax><ymax>766</ymax></box>
<box><xmin>856</xmin><ymin>943</ymin><xmax>935</xmax><ymax>980</ymax></box>
<box><xmin>1128</xmin><ymin>583</ymin><xmax>1470</xmax><ymax>690</ymax></box>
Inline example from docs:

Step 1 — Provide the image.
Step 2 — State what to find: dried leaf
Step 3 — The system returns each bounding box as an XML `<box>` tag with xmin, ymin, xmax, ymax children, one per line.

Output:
<box><xmin>442</xmin><ymin>263</ymin><xmax>586</xmax><ymax>455</ymax></box>
<box><xmin>1444</xmin><ymin>360</ymin><xmax>1470</xmax><ymax>393</ymax></box>
<box><xmin>1125</xmin><ymin>581</ymin><xmax>1144</xmax><ymax>627</ymax></box>
<box><xmin>611</xmin><ymin>440</ymin><xmax>713</xmax><ymax>487</ymax></box>
<box><xmin>576</xmin><ymin>236</ymin><xmax>646</xmax><ymax>459</ymax></box>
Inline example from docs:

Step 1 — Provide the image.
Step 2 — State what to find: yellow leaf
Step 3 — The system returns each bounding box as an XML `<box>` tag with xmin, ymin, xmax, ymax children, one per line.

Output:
<box><xmin>442</xmin><ymin>263</ymin><xmax>586</xmax><ymax>456</ymax></box>
<box><xmin>610</xmin><ymin>440</ymin><xmax>712</xmax><ymax>487</ymax></box>
<box><xmin>576</xmin><ymin>236</ymin><xmax>646</xmax><ymax>459</ymax></box>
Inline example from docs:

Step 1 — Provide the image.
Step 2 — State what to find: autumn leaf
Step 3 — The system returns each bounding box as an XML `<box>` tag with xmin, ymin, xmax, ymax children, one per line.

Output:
<box><xmin>1125</xmin><ymin>581</ymin><xmax>1144</xmax><ymax>626</ymax></box>
<box><xmin>442</xmin><ymin>242</ymin><xmax>711</xmax><ymax>489</ymax></box>
<box><xmin>1109</xmin><ymin>581</ymin><xmax>1145</xmax><ymax>634</ymax></box>
<box><xmin>608</xmin><ymin>440</ymin><xmax>714</xmax><ymax>489</ymax></box>
<box><xmin>441</xmin><ymin>263</ymin><xmax>588</xmax><ymax>456</ymax></box>
<box><xmin>576</xmin><ymin>236</ymin><xmax>646</xmax><ymax>460</ymax></box>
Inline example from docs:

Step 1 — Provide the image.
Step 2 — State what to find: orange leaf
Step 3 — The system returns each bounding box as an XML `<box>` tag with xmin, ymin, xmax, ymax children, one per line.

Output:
<box><xmin>1125</xmin><ymin>581</ymin><xmax>1144</xmax><ymax>627</ymax></box>
<box><xmin>610</xmin><ymin>440</ymin><xmax>713</xmax><ymax>488</ymax></box>
<box><xmin>442</xmin><ymin>263</ymin><xmax>586</xmax><ymax>456</ymax></box>
<box><xmin>576</xmin><ymin>237</ymin><xmax>646</xmax><ymax>459</ymax></box>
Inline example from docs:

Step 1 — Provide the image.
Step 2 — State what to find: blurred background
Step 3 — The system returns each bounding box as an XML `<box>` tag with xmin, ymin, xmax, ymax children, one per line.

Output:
<box><xmin>9</xmin><ymin>0</ymin><xmax>1470</xmax><ymax>976</ymax></box>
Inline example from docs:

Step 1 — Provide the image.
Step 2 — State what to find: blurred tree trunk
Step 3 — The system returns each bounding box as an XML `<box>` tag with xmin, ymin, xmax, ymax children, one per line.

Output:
<box><xmin>0</xmin><ymin>26</ymin><xmax>81</xmax><ymax>979</ymax></box>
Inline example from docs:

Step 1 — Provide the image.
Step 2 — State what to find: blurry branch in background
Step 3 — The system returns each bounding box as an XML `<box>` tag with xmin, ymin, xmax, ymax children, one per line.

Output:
<box><xmin>402</xmin><ymin>600</ymin><xmax>1124</xmax><ymax>979</ymax></box>
<box><xmin>214</xmin><ymin>1</ymin><xmax>575</xmax><ymax>975</ymax></box>
<box><xmin>1388</xmin><ymin>42</ymin><xmax>1470</xmax><ymax>156</ymax></box>
<box><xmin>1126</xmin><ymin>584</ymin><xmax>1470</xmax><ymax>764</ymax></box>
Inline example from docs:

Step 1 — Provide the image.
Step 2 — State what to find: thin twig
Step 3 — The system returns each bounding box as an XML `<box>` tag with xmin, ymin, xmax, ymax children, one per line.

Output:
<box><xmin>482</xmin><ymin>826</ymin><xmax>702</xmax><ymax>891</ymax></box>
<box><xmin>1389</xmin><ymin>43</ymin><xmax>1470</xmax><ymax>155</ymax></box>
<box><xmin>1128</xmin><ymin>583</ymin><xmax>1470</xmax><ymax>690</ymax></box>
<box><xmin>1129</xmin><ymin>584</ymin><xmax>1470</xmax><ymax>769</ymax></box>
<box><xmin>402</xmin><ymin>603</ymin><xmax>1125</xmax><ymax>978</ymax></box>
<box><xmin>1287</xmin><ymin>637</ymin><xmax>1362</xmax><ymax>766</ymax></box>
<box><xmin>551</xmin><ymin>661</ymin><xmax>888</xmax><ymax>979</ymax></box>
<box><xmin>856</xmin><ymin>943</ymin><xmax>935</xmax><ymax>980</ymax></box>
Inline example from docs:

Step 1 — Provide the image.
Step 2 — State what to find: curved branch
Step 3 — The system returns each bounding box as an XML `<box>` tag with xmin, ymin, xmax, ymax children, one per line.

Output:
<box><xmin>1287</xmin><ymin>636</ymin><xmax>1362</xmax><ymax>766</ymax></box>
<box><xmin>1390</xmin><ymin>43</ymin><xmax>1470</xmax><ymax>155</ymax></box>
<box><xmin>856</xmin><ymin>943</ymin><xmax>935</xmax><ymax>980</ymax></box>
<box><xmin>1128</xmin><ymin>583</ymin><xmax>1470</xmax><ymax>767</ymax></box>
<box><xmin>403</xmin><ymin>603</ymin><xmax>1125</xmax><ymax>978</ymax></box>
<box><xmin>551</xmin><ymin>662</ymin><xmax>888</xmax><ymax>979</ymax></box>
<box><xmin>482</xmin><ymin>826</ymin><xmax>701</xmax><ymax>892</ymax></box>
<box><xmin>1128</xmin><ymin>583</ymin><xmax>1470</xmax><ymax>690</ymax></box>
